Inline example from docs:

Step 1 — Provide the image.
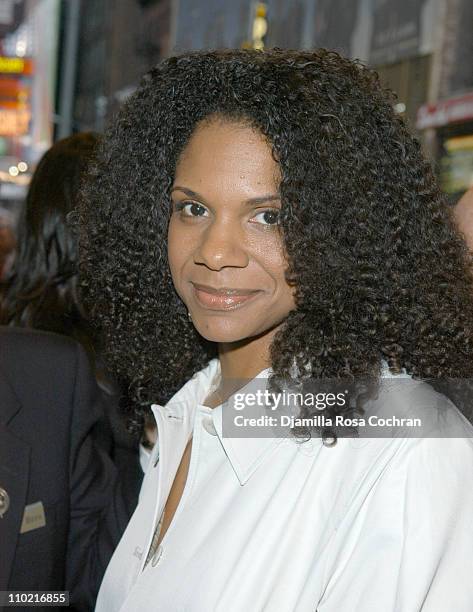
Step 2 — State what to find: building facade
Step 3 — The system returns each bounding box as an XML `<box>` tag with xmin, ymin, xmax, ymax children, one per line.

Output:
<box><xmin>416</xmin><ymin>0</ymin><xmax>473</xmax><ymax>199</ymax></box>
<box><xmin>70</xmin><ymin>0</ymin><xmax>473</xmax><ymax>198</ymax></box>
<box><xmin>173</xmin><ymin>0</ymin><xmax>439</xmax><ymax>131</ymax></box>
<box><xmin>73</xmin><ymin>0</ymin><xmax>172</xmax><ymax>132</ymax></box>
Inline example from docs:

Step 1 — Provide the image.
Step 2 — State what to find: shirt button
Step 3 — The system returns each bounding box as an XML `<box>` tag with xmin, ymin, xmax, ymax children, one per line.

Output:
<box><xmin>151</xmin><ymin>544</ymin><xmax>163</xmax><ymax>567</ymax></box>
<box><xmin>202</xmin><ymin>416</ymin><xmax>217</xmax><ymax>436</ymax></box>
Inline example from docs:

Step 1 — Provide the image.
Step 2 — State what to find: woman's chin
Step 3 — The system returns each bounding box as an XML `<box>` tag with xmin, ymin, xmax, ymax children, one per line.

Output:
<box><xmin>191</xmin><ymin>318</ymin><xmax>255</xmax><ymax>344</ymax></box>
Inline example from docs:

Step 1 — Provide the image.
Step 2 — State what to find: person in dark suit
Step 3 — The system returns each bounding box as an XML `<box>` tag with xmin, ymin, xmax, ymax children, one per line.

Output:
<box><xmin>0</xmin><ymin>133</ymin><xmax>144</xmax><ymax>517</ymax></box>
<box><xmin>0</xmin><ymin>327</ymin><xmax>130</xmax><ymax>612</ymax></box>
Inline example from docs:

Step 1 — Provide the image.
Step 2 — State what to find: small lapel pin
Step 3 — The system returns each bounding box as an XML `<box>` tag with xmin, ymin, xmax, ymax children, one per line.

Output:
<box><xmin>0</xmin><ymin>487</ymin><xmax>10</xmax><ymax>518</ymax></box>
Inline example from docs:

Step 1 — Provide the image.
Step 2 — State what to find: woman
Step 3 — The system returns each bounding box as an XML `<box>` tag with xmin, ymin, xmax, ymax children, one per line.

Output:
<box><xmin>0</xmin><ymin>133</ymin><xmax>97</xmax><ymax>350</ymax></box>
<box><xmin>79</xmin><ymin>49</ymin><xmax>473</xmax><ymax>611</ymax></box>
<box><xmin>0</xmin><ymin>208</ymin><xmax>15</xmax><ymax>284</ymax></box>
<box><xmin>0</xmin><ymin>133</ymin><xmax>144</xmax><ymax>514</ymax></box>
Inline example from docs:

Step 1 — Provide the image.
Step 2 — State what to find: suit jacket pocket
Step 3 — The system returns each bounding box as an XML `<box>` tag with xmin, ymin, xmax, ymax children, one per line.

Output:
<box><xmin>9</xmin><ymin>500</ymin><xmax>67</xmax><ymax>591</ymax></box>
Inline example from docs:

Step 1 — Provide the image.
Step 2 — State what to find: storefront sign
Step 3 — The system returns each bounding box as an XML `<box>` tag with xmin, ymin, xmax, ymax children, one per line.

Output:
<box><xmin>0</xmin><ymin>107</ymin><xmax>30</xmax><ymax>136</ymax></box>
<box><xmin>440</xmin><ymin>134</ymin><xmax>473</xmax><ymax>195</ymax></box>
<box><xmin>370</xmin><ymin>0</ymin><xmax>428</xmax><ymax>65</ymax></box>
<box><xmin>417</xmin><ymin>92</ymin><xmax>473</xmax><ymax>129</ymax></box>
<box><xmin>0</xmin><ymin>56</ymin><xmax>33</xmax><ymax>75</ymax></box>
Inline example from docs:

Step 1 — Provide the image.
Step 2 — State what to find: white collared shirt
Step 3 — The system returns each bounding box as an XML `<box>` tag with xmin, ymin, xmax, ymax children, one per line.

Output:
<box><xmin>96</xmin><ymin>358</ymin><xmax>473</xmax><ymax>611</ymax></box>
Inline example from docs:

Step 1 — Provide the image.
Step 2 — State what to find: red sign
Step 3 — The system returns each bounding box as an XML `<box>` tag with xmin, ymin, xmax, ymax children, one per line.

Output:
<box><xmin>0</xmin><ymin>77</ymin><xmax>30</xmax><ymax>103</ymax></box>
<box><xmin>417</xmin><ymin>92</ymin><xmax>473</xmax><ymax>130</ymax></box>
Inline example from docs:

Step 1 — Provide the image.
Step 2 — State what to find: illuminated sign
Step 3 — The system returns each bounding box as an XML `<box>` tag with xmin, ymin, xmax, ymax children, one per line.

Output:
<box><xmin>440</xmin><ymin>134</ymin><xmax>473</xmax><ymax>194</ymax></box>
<box><xmin>417</xmin><ymin>92</ymin><xmax>473</xmax><ymax>130</ymax></box>
<box><xmin>444</xmin><ymin>135</ymin><xmax>473</xmax><ymax>152</ymax></box>
<box><xmin>0</xmin><ymin>57</ymin><xmax>33</xmax><ymax>75</ymax></box>
<box><xmin>0</xmin><ymin>77</ymin><xmax>30</xmax><ymax>104</ymax></box>
<box><xmin>0</xmin><ymin>107</ymin><xmax>31</xmax><ymax>136</ymax></box>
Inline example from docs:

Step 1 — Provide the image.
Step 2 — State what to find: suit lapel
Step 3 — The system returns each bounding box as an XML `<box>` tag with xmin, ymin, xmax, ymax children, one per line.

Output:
<box><xmin>0</xmin><ymin>369</ymin><xmax>21</xmax><ymax>426</ymax></box>
<box><xmin>0</xmin><ymin>372</ymin><xmax>30</xmax><ymax>590</ymax></box>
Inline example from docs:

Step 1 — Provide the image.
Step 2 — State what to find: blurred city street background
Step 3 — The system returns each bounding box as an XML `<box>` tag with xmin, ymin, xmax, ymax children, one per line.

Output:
<box><xmin>1</xmin><ymin>0</ymin><xmax>473</xmax><ymax>223</ymax></box>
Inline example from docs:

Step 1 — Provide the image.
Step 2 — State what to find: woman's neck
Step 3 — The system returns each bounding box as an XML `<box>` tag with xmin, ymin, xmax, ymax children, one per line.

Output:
<box><xmin>217</xmin><ymin>323</ymin><xmax>283</xmax><ymax>380</ymax></box>
<box><xmin>202</xmin><ymin>338</ymin><xmax>269</xmax><ymax>409</ymax></box>
<box><xmin>202</xmin><ymin>323</ymin><xmax>284</xmax><ymax>409</ymax></box>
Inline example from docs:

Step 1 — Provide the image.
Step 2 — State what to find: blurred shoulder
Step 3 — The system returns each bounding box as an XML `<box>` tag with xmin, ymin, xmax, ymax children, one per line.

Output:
<box><xmin>0</xmin><ymin>327</ymin><xmax>100</xmax><ymax>427</ymax></box>
<box><xmin>375</xmin><ymin>375</ymin><xmax>473</xmax><ymax>438</ymax></box>
<box><xmin>0</xmin><ymin>326</ymin><xmax>79</xmax><ymax>362</ymax></box>
<box><xmin>0</xmin><ymin>327</ymin><xmax>88</xmax><ymax>391</ymax></box>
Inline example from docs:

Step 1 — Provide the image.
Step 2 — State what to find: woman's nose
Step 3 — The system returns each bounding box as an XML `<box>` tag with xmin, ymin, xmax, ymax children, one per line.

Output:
<box><xmin>193</xmin><ymin>219</ymin><xmax>249</xmax><ymax>270</ymax></box>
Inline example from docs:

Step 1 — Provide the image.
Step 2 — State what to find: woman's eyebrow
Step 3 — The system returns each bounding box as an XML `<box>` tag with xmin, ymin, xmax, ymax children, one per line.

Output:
<box><xmin>245</xmin><ymin>195</ymin><xmax>281</xmax><ymax>206</ymax></box>
<box><xmin>171</xmin><ymin>186</ymin><xmax>280</xmax><ymax>206</ymax></box>
<box><xmin>171</xmin><ymin>186</ymin><xmax>202</xmax><ymax>200</ymax></box>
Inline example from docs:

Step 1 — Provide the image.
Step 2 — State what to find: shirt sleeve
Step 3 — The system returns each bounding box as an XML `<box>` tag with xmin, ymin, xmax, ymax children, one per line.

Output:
<box><xmin>317</xmin><ymin>435</ymin><xmax>473</xmax><ymax>612</ymax></box>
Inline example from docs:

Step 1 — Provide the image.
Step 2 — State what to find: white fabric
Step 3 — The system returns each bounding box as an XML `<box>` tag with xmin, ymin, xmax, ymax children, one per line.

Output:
<box><xmin>96</xmin><ymin>358</ymin><xmax>473</xmax><ymax>611</ymax></box>
<box><xmin>138</xmin><ymin>443</ymin><xmax>152</xmax><ymax>474</ymax></box>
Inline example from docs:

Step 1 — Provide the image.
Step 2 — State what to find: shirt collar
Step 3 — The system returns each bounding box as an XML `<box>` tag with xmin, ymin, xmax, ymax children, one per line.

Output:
<box><xmin>151</xmin><ymin>358</ymin><xmax>285</xmax><ymax>486</ymax></box>
<box><xmin>151</xmin><ymin>357</ymin><xmax>412</xmax><ymax>486</ymax></box>
<box><xmin>207</xmin><ymin>360</ymin><xmax>286</xmax><ymax>486</ymax></box>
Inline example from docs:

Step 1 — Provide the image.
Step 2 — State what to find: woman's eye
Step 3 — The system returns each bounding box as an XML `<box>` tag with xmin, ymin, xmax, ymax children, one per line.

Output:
<box><xmin>175</xmin><ymin>201</ymin><xmax>208</xmax><ymax>217</ymax></box>
<box><xmin>251</xmin><ymin>209</ymin><xmax>280</xmax><ymax>226</ymax></box>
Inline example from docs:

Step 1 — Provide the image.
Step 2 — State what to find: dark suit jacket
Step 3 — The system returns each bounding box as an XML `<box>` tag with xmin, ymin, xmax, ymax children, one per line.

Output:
<box><xmin>0</xmin><ymin>328</ymin><xmax>132</xmax><ymax>611</ymax></box>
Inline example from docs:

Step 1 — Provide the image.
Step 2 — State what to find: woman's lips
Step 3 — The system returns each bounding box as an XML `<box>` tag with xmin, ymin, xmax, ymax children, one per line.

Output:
<box><xmin>191</xmin><ymin>283</ymin><xmax>261</xmax><ymax>311</ymax></box>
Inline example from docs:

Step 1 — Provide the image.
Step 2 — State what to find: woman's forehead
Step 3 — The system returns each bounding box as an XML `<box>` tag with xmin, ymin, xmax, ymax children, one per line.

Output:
<box><xmin>174</xmin><ymin>119</ymin><xmax>281</xmax><ymax>197</ymax></box>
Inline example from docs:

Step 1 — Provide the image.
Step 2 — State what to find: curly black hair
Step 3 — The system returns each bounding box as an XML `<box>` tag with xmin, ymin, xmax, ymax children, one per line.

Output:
<box><xmin>78</xmin><ymin>48</ymin><xmax>473</xmax><ymax>438</ymax></box>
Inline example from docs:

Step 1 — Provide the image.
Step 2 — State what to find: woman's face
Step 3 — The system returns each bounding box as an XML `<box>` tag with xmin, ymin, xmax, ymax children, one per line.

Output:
<box><xmin>168</xmin><ymin>118</ymin><xmax>296</xmax><ymax>343</ymax></box>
